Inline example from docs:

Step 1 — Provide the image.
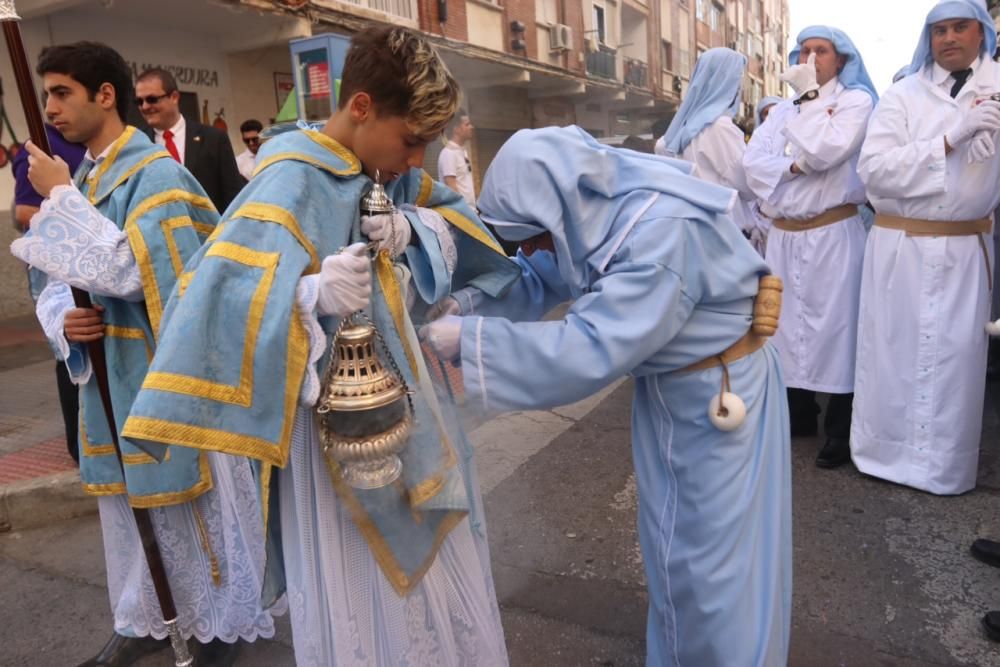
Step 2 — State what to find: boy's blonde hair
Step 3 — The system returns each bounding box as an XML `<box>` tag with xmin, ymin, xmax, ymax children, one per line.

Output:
<box><xmin>340</xmin><ymin>27</ymin><xmax>460</xmax><ymax>138</ymax></box>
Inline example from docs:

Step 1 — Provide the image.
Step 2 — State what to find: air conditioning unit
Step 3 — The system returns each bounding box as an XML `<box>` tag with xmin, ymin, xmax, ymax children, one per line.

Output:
<box><xmin>549</xmin><ymin>23</ymin><xmax>572</xmax><ymax>51</ymax></box>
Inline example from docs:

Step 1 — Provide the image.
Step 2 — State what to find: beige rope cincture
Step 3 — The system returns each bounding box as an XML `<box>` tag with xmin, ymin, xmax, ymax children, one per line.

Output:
<box><xmin>716</xmin><ymin>356</ymin><xmax>732</xmax><ymax>420</ymax></box>
<box><xmin>192</xmin><ymin>504</ymin><xmax>222</xmax><ymax>587</ymax></box>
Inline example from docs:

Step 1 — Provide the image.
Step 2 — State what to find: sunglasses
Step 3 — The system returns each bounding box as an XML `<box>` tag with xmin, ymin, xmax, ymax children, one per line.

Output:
<box><xmin>134</xmin><ymin>93</ymin><xmax>170</xmax><ymax>107</ymax></box>
<box><xmin>242</xmin><ymin>136</ymin><xmax>261</xmax><ymax>144</ymax></box>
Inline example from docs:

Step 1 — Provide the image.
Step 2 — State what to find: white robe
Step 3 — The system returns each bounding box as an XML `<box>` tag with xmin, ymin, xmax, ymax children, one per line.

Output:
<box><xmin>277</xmin><ymin>255</ymin><xmax>508</xmax><ymax>667</ymax></box>
<box><xmin>657</xmin><ymin>116</ymin><xmax>758</xmax><ymax>239</ymax></box>
<box><xmin>743</xmin><ymin>78</ymin><xmax>873</xmax><ymax>393</ymax></box>
<box><xmin>853</xmin><ymin>57</ymin><xmax>1000</xmax><ymax>495</ymax></box>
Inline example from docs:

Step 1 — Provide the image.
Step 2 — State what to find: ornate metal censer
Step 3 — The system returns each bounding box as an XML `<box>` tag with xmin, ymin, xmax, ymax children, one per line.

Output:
<box><xmin>315</xmin><ymin>173</ymin><xmax>414</xmax><ymax>489</ymax></box>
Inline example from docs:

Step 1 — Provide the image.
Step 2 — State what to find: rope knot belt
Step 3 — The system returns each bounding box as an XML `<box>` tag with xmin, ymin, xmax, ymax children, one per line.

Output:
<box><xmin>874</xmin><ymin>214</ymin><xmax>993</xmax><ymax>290</ymax></box>
<box><xmin>773</xmin><ymin>204</ymin><xmax>859</xmax><ymax>232</ymax></box>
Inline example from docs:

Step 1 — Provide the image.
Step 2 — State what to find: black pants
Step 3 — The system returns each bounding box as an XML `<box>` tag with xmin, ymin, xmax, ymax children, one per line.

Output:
<box><xmin>55</xmin><ymin>361</ymin><xmax>80</xmax><ymax>464</ymax></box>
<box><xmin>787</xmin><ymin>388</ymin><xmax>853</xmax><ymax>439</ymax></box>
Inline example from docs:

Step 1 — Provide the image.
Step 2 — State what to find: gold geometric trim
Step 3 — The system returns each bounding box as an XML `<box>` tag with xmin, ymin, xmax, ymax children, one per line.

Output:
<box><xmin>102</xmin><ymin>151</ymin><xmax>174</xmax><ymax>203</ymax></box>
<box><xmin>432</xmin><ymin>206</ymin><xmax>505</xmax><ymax>255</ymax></box>
<box><xmin>161</xmin><ymin>216</ymin><xmax>196</xmax><ymax>277</ymax></box>
<box><xmin>142</xmin><ymin>242</ymin><xmax>279</xmax><ymax>407</ymax></box>
<box><xmin>85</xmin><ymin>126</ymin><xmax>137</xmax><ymax>205</ymax></box>
<box><xmin>178</xmin><ymin>272</ymin><xmax>194</xmax><ymax>298</ymax></box>
<box><xmin>121</xmin><ymin>448</ymin><xmax>171</xmax><ymax>465</ymax></box>
<box><xmin>79</xmin><ymin>410</ymin><xmax>114</xmax><ymax>457</ymax></box>
<box><xmin>230</xmin><ymin>202</ymin><xmax>320</xmax><ymax>274</ymax></box>
<box><xmin>127</xmin><ymin>452</ymin><xmax>213</xmax><ymax>508</ymax></box>
<box><xmin>302</xmin><ymin>129</ymin><xmax>362</xmax><ymax>173</ymax></box>
<box><xmin>415</xmin><ymin>171</ymin><xmax>434</xmax><ymax>207</ymax></box>
<box><xmin>253</xmin><ymin>151</ymin><xmax>360</xmax><ymax>181</ymax></box>
<box><xmin>125</xmin><ymin>189</ymin><xmax>216</xmax><ymax>340</ymax></box>
<box><xmin>105</xmin><ymin>325</ymin><xmax>152</xmax><ymax>362</ymax></box>
<box><xmin>192</xmin><ymin>222</ymin><xmax>215</xmax><ymax>238</ymax></box>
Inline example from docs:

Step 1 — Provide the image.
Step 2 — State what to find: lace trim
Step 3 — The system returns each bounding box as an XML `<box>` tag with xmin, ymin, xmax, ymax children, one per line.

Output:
<box><xmin>295</xmin><ymin>275</ymin><xmax>326</xmax><ymax>408</ymax></box>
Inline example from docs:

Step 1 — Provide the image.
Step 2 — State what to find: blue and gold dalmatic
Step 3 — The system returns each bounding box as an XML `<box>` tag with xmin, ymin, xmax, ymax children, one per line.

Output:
<box><xmin>71</xmin><ymin>127</ymin><xmax>218</xmax><ymax>507</ymax></box>
<box><xmin>122</xmin><ymin>129</ymin><xmax>519</xmax><ymax>593</ymax></box>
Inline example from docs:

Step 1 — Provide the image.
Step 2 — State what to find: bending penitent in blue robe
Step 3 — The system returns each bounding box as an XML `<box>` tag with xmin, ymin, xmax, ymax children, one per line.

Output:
<box><xmin>446</xmin><ymin>126</ymin><xmax>792</xmax><ymax>666</ymax></box>
<box><xmin>123</xmin><ymin>128</ymin><xmax>518</xmax><ymax>665</ymax></box>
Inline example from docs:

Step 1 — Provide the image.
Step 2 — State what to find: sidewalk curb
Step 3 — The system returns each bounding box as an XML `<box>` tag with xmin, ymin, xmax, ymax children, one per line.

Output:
<box><xmin>0</xmin><ymin>470</ymin><xmax>97</xmax><ymax>532</ymax></box>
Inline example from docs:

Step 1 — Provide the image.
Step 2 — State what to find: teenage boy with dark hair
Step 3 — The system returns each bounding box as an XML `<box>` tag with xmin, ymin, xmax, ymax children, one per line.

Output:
<box><xmin>11</xmin><ymin>41</ymin><xmax>274</xmax><ymax>667</ymax></box>
<box><xmin>123</xmin><ymin>26</ymin><xmax>519</xmax><ymax>665</ymax></box>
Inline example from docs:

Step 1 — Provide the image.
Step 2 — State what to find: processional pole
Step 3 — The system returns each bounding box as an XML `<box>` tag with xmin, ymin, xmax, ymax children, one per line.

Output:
<box><xmin>0</xmin><ymin>3</ymin><xmax>193</xmax><ymax>664</ymax></box>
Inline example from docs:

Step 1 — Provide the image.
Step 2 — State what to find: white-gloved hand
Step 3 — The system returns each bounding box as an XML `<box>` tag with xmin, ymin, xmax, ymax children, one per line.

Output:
<box><xmin>419</xmin><ymin>315</ymin><xmax>462</xmax><ymax>362</ymax></box>
<box><xmin>361</xmin><ymin>211</ymin><xmax>411</xmax><ymax>257</ymax></box>
<box><xmin>946</xmin><ymin>100</ymin><xmax>1000</xmax><ymax>148</ymax></box>
<box><xmin>968</xmin><ymin>130</ymin><xmax>997</xmax><ymax>164</ymax></box>
<box><xmin>426</xmin><ymin>296</ymin><xmax>461</xmax><ymax>321</ymax></box>
<box><xmin>986</xmin><ymin>319</ymin><xmax>1000</xmax><ymax>336</ymax></box>
<box><xmin>317</xmin><ymin>242</ymin><xmax>371</xmax><ymax>317</ymax></box>
<box><xmin>780</xmin><ymin>52</ymin><xmax>819</xmax><ymax>96</ymax></box>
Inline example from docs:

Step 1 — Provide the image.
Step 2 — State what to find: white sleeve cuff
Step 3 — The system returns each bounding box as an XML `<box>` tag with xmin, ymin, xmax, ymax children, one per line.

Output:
<box><xmin>35</xmin><ymin>279</ymin><xmax>92</xmax><ymax>384</ymax></box>
<box><xmin>295</xmin><ymin>274</ymin><xmax>327</xmax><ymax>408</ymax></box>
<box><xmin>10</xmin><ymin>185</ymin><xmax>144</xmax><ymax>300</ymax></box>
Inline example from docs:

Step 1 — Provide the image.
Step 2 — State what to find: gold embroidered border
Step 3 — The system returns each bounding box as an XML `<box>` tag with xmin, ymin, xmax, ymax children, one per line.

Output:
<box><xmin>125</xmin><ymin>189</ymin><xmax>216</xmax><ymax>339</ymax></box>
<box><xmin>178</xmin><ymin>271</ymin><xmax>194</xmax><ymax>298</ymax></box>
<box><xmin>121</xmin><ymin>303</ymin><xmax>309</xmax><ymax>469</ymax></box>
<box><xmin>432</xmin><ymin>206</ymin><xmax>505</xmax><ymax>255</ymax></box>
<box><xmin>374</xmin><ymin>253</ymin><xmax>419</xmax><ymax>377</ymax></box>
<box><xmin>127</xmin><ymin>451</ymin><xmax>213</xmax><ymax>508</ymax></box>
<box><xmin>142</xmin><ymin>242</ymin><xmax>279</xmax><ymax>407</ymax></box>
<box><xmin>415</xmin><ymin>170</ymin><xmax>434</xmax><ymax>207</ymax></box>
<box><xmin>121</xmin><ymin>448</ymin><xmax>171</xmax><ymax>465</ymax></box>
<box><xmin>303</xmin><ymin>130</ymin><xmax>362</xmax><ymax>173</ymax></box>
<box><xmin>85</xmin><ymin>127</ymin><xmax>136</xmax><ymax>204</ymax></box>
<box><xmin>82</xmin><ymin>481</ymin><xmax>126</xmax><ymax>496</ymax></box>
<box><xmin>259</xmin><ymin>462</ymin><xmax>273</xmax><ymax>532</ymax></box>
<box><xmin>160</xmin><ymin>216</ymin><xmax>196</xmax><ymax>276</ymax></box>
<box><xmin>80</xmin><ymin>410</ymin><xmax>114</xmax><ymax>457</ymax></box>
<box><xmin>192</xmin><ymin>222</ymin><xmax>215</xmax><ymax>238</ymax></box>
<box><xmin>101</xmin><ymin>151</ymin><xmax>174</xmax><ymax>204</ymax></box>
<box><xmin>323</xmin><ymin>452</ymin><xmax>468</xmax><ymax>596</ymax></box>
<box><xmin>105</xmin><ymin>325</ymin><xmax>152</xmax><ymax>362</ymax></box>
<box><xmin>230</xmin><ymin>203</ymin><xmax>320</xmax><ymax>274</ymax></box>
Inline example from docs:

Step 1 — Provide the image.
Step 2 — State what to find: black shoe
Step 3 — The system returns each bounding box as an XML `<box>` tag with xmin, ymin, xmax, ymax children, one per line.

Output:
<box><xmin>983</xmin><ymin>611</ymin><xmax>1000</xmax><ymax>642</ymax></box>
<box><xmin>816</xmin><ymin>437</ymin><xmax>851</xmax><ymax>469</ymax></box>
<box><xmin>971</xmin><ymin>539</ymin><xmax>1000</xmax><ymax>568</ymax></box>
<box><xmin>194</xmin><ymin>638</ymin><xmax>242</xmax><ymax>667</ymax></box>
<box><xmin>76</xmin><ymin>633</ymin><xmax>168</xmax><ymax>667</ymax></box>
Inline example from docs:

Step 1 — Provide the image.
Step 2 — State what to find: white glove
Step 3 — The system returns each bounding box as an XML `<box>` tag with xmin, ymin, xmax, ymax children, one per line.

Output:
<box><xmin>986</xmin><ymin>319</ymin><xmax>1000</xmax><ymax>336</ymax></box>
<box><xmin>968</xmin><ymin>131</ymin><xmax>997</xmax><ymax>164</ymax></box>
<box><xmin>419</xmin><ymin>315</ymin><xmax>462</xmax><ymax>362</ymax></box>
<box><xmin>946</xmin><ymin>100</ymin><xmax>1000</xmax><ymax>148</ymax></box>
<box><xmin>361</xmin><ymin>211</ymin><xmax>411</xmax><ymax>257</ymax></box>
<box><xmin>781</xmin><ymin>52</ymin><xmax>819</xmax><ymax>96</ymax></box>
<box><xmin>317</xmin><ymin>242</ymin><xmax>371</xmax><ymax>317</ymax></box>
<box><xmin>426</xmin><ymin>296</ymin><xmax>461</xmax><ymax>321</ymax></box>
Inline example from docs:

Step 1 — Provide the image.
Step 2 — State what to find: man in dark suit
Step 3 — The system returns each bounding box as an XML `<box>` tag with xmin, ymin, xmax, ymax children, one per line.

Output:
<box><xmin>135</xmin><ymin>68</ymin><xmax>244</xmax><ymax>212</ymax></box>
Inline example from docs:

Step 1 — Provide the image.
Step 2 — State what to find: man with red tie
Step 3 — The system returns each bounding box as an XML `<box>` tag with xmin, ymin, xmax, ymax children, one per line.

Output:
<box><xmin>134</xmin><ymin>68</ymin><xmax>244</xmax><ymax>212</ymax></box>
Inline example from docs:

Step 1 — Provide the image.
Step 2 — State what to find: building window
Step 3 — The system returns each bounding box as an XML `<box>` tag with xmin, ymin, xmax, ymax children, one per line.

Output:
<box><xmin>696</xmin><ymin>0</ymin><xmax>705</xmax><ymax>22</ymax></box>
<box><xmin>661</xmin><ymin>40</ymin><xmax>673</xmax><ymax>71</ymax></box>
<box><xmin>679</xmin><ymin>49</ymin><xmax>691</xmax><ymax>76</ymax></box>
<box><xmin>593</xmin><ymin>4</ymin><xmax>607</xmax><ymax>45</ymax></box>
<box><xmin>710</xmin><ymin>3</ymin><xmax>722</xmax><ymax>31</ymax></box>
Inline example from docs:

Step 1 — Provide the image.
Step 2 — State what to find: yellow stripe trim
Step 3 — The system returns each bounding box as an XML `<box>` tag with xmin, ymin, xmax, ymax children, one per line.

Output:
<box><xmin>192</xmin><ymin>222</ymin><xmax>215</xmax><ymax>237</ymax></box>
<box><xmin>122</xmin><ymin>448</ymin><xmax>171</xmax><ymax>465</ymax></box>
<box><xmin>415</xmin><ymin>170</ymin><xmax>434</xmax><ymax>207</ymax></box>
<box><xmin>125</xmin><ymin>189</ymin><xmax>216</xmax><ymax>339</ymax></box>
<box><xmin>374</xmin><ymin>253</ymin><xmax>419</xmax><ymax>378</ymax></box>
<box><xmin>252</xmin><ymin>150</ymin><xmax>361</xmax><ymax>180</ymax></box>
<box><xmin>231</xmin><ymin>203</ymin><xmax>321</xmax><ymax>274</ymax></box>
<box><xmin>85</xmin><ymin>127</ymin><xmax>137</xmax><ymax>205</ymax></box>
<box><xmin>303</xmin><ymin>129</ymin><xmax>362</xmax><ymax>173</ymax></box>
<box><xmin>142</xmin><ymin>242</ymin><xmax>279</xmax><ymax>407</ymax></box>
<box><xmin>104</xmin><ymin>151</ymin><xmax>174</xmax><ymax>199</ymax></box>
<box><xmin>127</xmin><ymin>452</ymin><xmax>213</xmax><ymax>508</ymax></box>
<box><xmin>80</xmin><ymin>410</ymin><xmax>114</xmax><ymax>457</ymax></box>
<box><xmin>160</xmin><ymin>216</ymin><xmax>196</xmax><ymax>277</ymax></box>
<box><xmin>105</xmin><ymin>324</ymin><xmax>152</xmax><ymax>362</ymax></box>
<box><xmin>432</xmin><ymin>206</ymin><xmax>505</xmax><ymax>255</ymax></box>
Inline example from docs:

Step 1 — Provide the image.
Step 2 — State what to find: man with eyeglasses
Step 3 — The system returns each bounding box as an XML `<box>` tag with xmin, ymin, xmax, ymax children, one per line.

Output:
<box><xmin>235</xmin><ymin>118</ymin><xmax>262</xmax><ymax>180</ymax></box>
<box><xmin>135</xmin><ymin>67</ymin><xmax>244</xmax><ymax>211</ymax></box>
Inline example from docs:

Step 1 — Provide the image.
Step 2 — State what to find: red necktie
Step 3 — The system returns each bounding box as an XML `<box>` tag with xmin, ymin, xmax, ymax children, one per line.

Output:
<box><xmin>163</xmin><ymin>129</ymin><xmax>180</xmax><ymax>163</ymax></box>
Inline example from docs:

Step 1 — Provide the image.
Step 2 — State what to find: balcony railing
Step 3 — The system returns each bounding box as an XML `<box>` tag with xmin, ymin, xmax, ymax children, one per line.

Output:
<box><xmin>624</xmin><ymin>58</ymin><xmax>648</xmax><ymax>88</ymax></box>
<box><xmin>586</xmin><ymin>46</ymin><xmax>618</xmax><ymax>81</ymax></box>
<box><xmin>338</xmin><ymin>0</ymin><xmax>417</xmax><ymax>21</ymax></box>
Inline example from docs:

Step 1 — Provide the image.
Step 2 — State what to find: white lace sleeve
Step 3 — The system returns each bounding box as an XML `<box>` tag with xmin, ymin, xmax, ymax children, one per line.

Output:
<box><xmin>412</xmin><ymin>206</ymin><xmax>458</xmax><ymax>275</ymax></box>
<box><xmin>295</xmin><ymin>274</ymin><xmax>327</xmax><ymax>408</ymax></box>
<box><xmin>36</xmin><ymin>279</ymin><xmax>92</xmax><ymax>384</ymax></box>
<box><xmin>10</xmin><ymin>185</ymin><xmax>144</xmax><ymax>301</ymax></box>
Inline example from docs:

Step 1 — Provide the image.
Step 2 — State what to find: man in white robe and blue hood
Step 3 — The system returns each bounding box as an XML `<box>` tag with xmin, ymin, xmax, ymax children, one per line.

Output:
<box><xmin>422</xmin><ymin>126</ymin><xmax>792</xmax><ymax>666</ymax></box>
<box><xmin>744</xmin><ymin>26</ymin><xmax>877</xmax><ymax>469</ymax></box>
<box><xmin>854</xmin><ymin>0</ymin><xmax>1000</xmax><ymax>497</ymax></box>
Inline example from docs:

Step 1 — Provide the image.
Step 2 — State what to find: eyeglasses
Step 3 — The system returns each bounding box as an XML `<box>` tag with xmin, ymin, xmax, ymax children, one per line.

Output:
<box><xmin>242</xmin><ymin>135</ymin><xmax>261</xmax><ymax>145</ymax></box>
<box><xmin>134</xmin><ymin>94</ymin><xmax>170</xmax><ymax>107</ymax></box>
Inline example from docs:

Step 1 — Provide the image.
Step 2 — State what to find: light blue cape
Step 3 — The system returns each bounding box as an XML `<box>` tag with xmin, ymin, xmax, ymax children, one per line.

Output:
<box><xmin>907</xmin><ymin>0</ymin><xmax>996</xmax><ymax>75</ymax></box>
<box><xmin>660</xmin><ymin>48</ymin><xmax>747</xmax><ymax>156</ymax></box>
<box><xmin>790</xmin><ymin>26</ymin><xmax>878</xmax><ymax>103</ymax></box>
<box><xmin>476</xmin><ymin>125</ymin><xmax>737</xmax><ymax>295</ymax></box>
<box><xmin>756</xmin><ymin>96</ymin><xmax>784</xmax><ymax>125</ymax></box>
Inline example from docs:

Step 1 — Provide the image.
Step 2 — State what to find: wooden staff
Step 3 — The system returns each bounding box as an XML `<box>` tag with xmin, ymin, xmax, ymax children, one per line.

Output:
<box><xmin>0</xmin><ymin>4</ymin><xmax>193</xmax><ymax>665</ymax></box>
